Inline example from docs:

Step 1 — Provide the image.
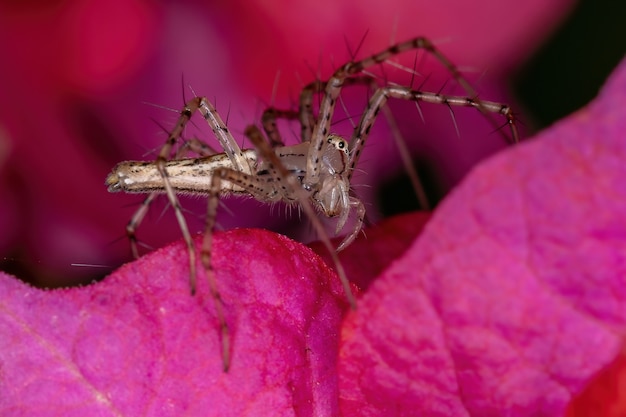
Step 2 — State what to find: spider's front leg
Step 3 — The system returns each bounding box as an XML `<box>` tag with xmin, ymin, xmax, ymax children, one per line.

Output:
<box><xmin>304</xmin><ymin>36</ymin><xmax>519</xmax><ymax>192</ymax></box>
<box><xmin>262</xmin><ymin>74</ymin><xmax>431</xmax><ymax>210</ymax></box>
<box><xmin>244</xmin><ymin>125</ymin><xmax>358</xmax><ymax>309</ymax></box>
<box><xmin>346</xmin><ymin>85</ymin><xmax>518</xmax><ymax>183</ymax></box>
<box><xmin>261</xmin><ymin>77</ymin><xmax>377</xmax><ymax>148</ymax></box>
<box><xmin>335</xmin><ymin>197</ymin><xmax>366</xmax><ymax>252</ymax></box>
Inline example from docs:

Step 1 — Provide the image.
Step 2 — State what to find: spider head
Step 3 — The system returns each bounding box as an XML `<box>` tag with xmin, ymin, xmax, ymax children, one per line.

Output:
<box><xmin>312</xmin><ymin>134</ymin><xmax>352</xmax><ymax>232</ymax></box>
<box><xmin>322</xmin><ymin>134</ymin><xmax>349</xmax><ymax>175</ymax></box>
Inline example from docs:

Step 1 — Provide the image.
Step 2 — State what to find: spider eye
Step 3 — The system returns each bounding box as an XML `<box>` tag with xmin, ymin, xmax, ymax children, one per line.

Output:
<box><xmin>338</xmin><ymin>140</ymin><xmax>346</xmax><ymax>149</ymax></box>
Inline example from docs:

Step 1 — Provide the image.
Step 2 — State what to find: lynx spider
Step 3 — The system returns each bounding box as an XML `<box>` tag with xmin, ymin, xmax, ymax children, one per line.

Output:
<box><xmin>106</xmin><ymin>36</ymin><xmax>519</xmax><ymax>371</ymax></box>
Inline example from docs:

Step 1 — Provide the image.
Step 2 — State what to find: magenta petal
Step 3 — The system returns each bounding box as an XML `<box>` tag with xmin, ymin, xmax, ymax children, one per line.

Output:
<box><xmin>0</xmin><ymin>229</ymin><xmax>347</xmax><ymax>416</ymax></box>
<box><xmin>310</xmin><ymin>212</ymin><xmax>432</xmax><ymax>291</ymax></box>
<box><xmin>339</xmin><ymin>59</ymin><xmax>626</xmax><ymax>416</ymax></box>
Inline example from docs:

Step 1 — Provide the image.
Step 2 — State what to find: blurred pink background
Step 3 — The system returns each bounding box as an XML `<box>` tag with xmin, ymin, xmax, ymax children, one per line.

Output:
<box><xmin>0</xmin><ymin>0</ymin><xmax>574</xmax><ymax>286</ymax></box>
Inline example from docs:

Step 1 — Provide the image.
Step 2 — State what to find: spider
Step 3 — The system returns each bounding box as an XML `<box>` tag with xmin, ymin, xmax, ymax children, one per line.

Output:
<box><xmin>106</xmin><ymin>36</ymin><xmax>519</xmax><ymax>371</ymax></box>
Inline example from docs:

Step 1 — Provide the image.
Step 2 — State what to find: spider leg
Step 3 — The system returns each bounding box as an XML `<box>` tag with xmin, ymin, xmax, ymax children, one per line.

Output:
<box><xmin>200</xmin><ymin>141</ymin><xmax>321</xmax><ymax>371</ymax></box>
<box><xmin>202</xmin><ymin>165</ymin><xmax>282</xmax><ymax>372</ymax></box>
<box><xmin>262</xmin><ymin>77</ymin><xmax>380</xmax><ymax>148</ymax></box>
<box><xmin>305</xmin><ymin>36</ymin><xmax>519</xmax><ymax>190</ymax></box>
<box><xmin>261</xmin><ymin>108</ymin><xmax>300</xmax><ymax>148</ymax></box>
<box><xmin>150</xmin><ymin>96</ymin><xmax>254</xmax><ymax>371</ymax></box>
<box><xmin>126</xmin><ymin>138</ymin><xmax>220</xmax><ymax>259</ymax></box>
<box><xmin>298</xmin><ymin>74</ymin><xmax>431</xmax><ymax>209</ymax></box>
<box><xmin>347</xmin><ymin>86</ymin><xmax>518</xmax><ymax>183</ymax></box>
<box><xmin>335</xmin><ymin>197</ymin><xmax>366</xmax><ymax>252</ymax></box>
<box><xmin>244</xmin><ymin>125</ymin><xmax>358</xmax><ymax>310</ymax></box>
<box><xmin>298</xmin><ymin>77</ymin><xmax>376</xmax><ymax>142</ymax></box>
